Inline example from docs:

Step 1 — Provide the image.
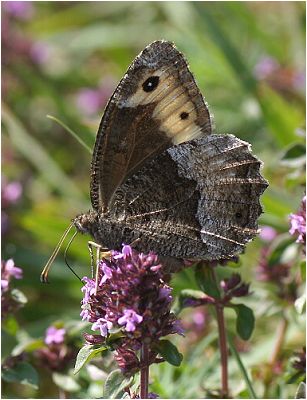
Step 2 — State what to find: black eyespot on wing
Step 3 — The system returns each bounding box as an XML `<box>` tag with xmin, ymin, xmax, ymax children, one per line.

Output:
<box><xmin>180</xmin><ymin>111</ymin><xmax>189</xmax><ymax>120</ymax></box>
<box><xmin>142</xmin><ymin>76</ymin><xmax>160</xmax><ymax>92</ymax></box>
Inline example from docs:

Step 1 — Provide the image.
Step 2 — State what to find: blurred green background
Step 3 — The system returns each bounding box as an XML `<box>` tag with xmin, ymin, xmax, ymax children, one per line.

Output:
<box><xmin>2</xmin><ymin>1</ymin><xmax>305</xmax><ymax>399</ymax></box>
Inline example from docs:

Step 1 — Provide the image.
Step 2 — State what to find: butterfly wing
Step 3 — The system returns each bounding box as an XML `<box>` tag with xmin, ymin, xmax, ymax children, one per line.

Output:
<box><xmin>100</xmin><ymin>134</ymin><xmax>268</xmax><ymax>259</ymax></box>
<box><xmin>90</xmin><ymin>41</ymin><xmax>212</xmax><ymax>212</ymax></box>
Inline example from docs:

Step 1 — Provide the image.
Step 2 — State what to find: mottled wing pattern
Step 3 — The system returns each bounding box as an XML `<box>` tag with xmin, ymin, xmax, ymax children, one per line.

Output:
<box><xmin>102</xmin><ymin>135</ymin><xmax>268</xmax><ymax>259</ymax></box>
<box><xmin>90</xmin><ymin>40</ymin><xmax>212</xmax><ymax>212</ymax></box>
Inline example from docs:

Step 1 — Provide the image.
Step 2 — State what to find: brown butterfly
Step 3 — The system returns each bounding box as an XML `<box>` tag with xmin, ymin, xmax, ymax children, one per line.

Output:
<box><xmin>41</xmin><ymin>41</ymin><xmax>268</xmax><ymax>282</ymax></box>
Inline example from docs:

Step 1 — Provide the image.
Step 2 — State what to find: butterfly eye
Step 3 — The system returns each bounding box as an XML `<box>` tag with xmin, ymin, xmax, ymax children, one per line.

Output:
<box><xmin>180</xmin><ymin>112</ymin><xmax>189</xmax><ymax>120</ymax></box>
<box><xmin>142</xmin><ymin>76</ymin><xmax>159</xmax><ymax>92</ymax></box>
<box><xmin>235</xmin><ymin>212</ymin><xmax>243</xmax><ymax>220</ymax></box>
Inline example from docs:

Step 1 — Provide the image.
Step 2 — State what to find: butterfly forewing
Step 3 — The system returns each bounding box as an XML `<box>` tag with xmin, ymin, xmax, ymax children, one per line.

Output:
<box><xmin>90</xmin><ymin>41</ymin><xmax>212</xmax><ymax>212</ymax></box>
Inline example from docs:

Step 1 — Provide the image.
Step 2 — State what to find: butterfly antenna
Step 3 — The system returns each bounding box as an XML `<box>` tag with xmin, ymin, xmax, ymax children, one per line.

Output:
<box><xmin>64</xmin><ymin>230</ymin><xmax>82</xmax><ymax>282</ymax></box>
<box><xmin>40</xmin><ymin>222</ymin><xmax>74</xmax><ymax>283</ymax></box>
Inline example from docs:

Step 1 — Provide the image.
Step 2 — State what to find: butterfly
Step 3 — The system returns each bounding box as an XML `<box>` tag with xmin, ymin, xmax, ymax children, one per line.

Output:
<box><xmin>41</xmin><ymin>40</ymin><xmax>268</xmax><ymax>282</ymax></box>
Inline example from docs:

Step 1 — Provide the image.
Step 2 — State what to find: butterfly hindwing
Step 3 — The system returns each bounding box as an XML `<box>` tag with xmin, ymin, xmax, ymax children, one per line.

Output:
<box><xmin>93</xmin><ymin>135</ymin><xmax>268</xmax><ymax>260</ymax></box>
<box><xmin>90</xmin><ymin>41</ymin><xmax>212</xmax><ymax>212</ymax></box>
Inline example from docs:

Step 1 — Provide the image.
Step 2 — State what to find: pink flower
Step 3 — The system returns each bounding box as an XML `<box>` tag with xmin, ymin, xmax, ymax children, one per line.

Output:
<box><xmin>118</xmin><ymin>309</ymin><xmax>143</xmax><ymax>332</ymax></box>
<box><xmin>259</xmin><ymin>226</ymin><xmax>277</xmax><ymax>242</ymax></box>
<box><xmin>2</xmin><ymin>1</ymin><xmax>34</xmax><ymax>20</ymax></box>
<box><xmin>92</xmin><ymin>318</ymin><xmax>113</xmax><ymax>337</ymax></box>
<box><xmin>289</xmin><ymin>196</ymin><xmax>306</xmax><ymax>244</ymax></box>
<box><xmin>44</xmin><ymin>326</ymin><xmax>66</xmax><ymax>345</ymax></box>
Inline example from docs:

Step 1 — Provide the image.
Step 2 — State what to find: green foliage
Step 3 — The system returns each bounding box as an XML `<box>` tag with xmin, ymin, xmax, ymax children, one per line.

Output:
<box><xmin>233</xmin><ymin>304</ymin><xmax>255</xmax><ymax>341</ymax></box>
<box><xmin>103</xmin><ymin>369</ymin><xmax>133</xmax><ymax>399</ymax></box>
<box><xmin>2</xmin><ymin>362</ymin><xmax>39</xmax><ymax>390</ymax></box>
<box><xmin>74</xmin><ymin>344</ymin><xmax>107</xmax><ymax>374</ymax></box>
<box><xmin>195</xmin><ymin>263</ymin><xmax>221</xmax><ymax>299</ymax></box>
<box><xmin>156</xmin><ymin>340</ymin><xmax>183</xmax><ymax>367</ymax></box>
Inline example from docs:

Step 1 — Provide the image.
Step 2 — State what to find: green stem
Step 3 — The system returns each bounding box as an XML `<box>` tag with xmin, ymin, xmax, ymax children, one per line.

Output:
<box><xmin>47</xmin><ymin>114</ymin><xmax>92</xmax><ymax>154</ymax></box>
<box><xmin>227</xmin><ymin>334</ymin><xmax>257</xmax><ymax>399</ymax></box>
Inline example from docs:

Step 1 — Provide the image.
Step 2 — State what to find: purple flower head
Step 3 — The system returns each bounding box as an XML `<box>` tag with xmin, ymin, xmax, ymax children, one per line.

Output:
<box><xmin>2</xmin><ymin>1</ymin><xmax>34</xmax><ymax>20</ymax></box>
<box><xmin>289</xmin><ymin>196</ymin><xmax>306</xmax><ymax>245</ymax></box>
<box><xmin>75</xmin><ymin>79</ymin><xmax>115</xmax><ymax>117</ymax></box>
<box><xmin>118</xmin><ymin>309</ymin><xmax>143</xmax><ymax>332</ymax></box>
<box><xmin>80</xmin><ymin>245</ymin><xmax>182</xmax><ymax>374</ymax></box>
<box><xmin>1</xmin><ymin>259</ymin><xmax>23</xmax><ymax>293</ymax></box>
<box><xmin>44</xmin><ymin>326</ymin><xmax>66</xmax><ymax>345</ymax></box>
<box><xmin>1</xmin><ymin>259</ymin><xmax>24</xmax><ymax>319</ymax></box>
<box><xmin>2</xmin><ymin>178</ymin><xmax>22</xmax><ymax>207</ymax></box>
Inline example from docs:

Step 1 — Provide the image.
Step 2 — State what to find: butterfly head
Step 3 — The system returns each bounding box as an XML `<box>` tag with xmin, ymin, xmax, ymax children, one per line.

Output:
<box><xmin>73</xmin><ymin>211</ymin><xmax>99</xmax><ymax>235</ymax></box>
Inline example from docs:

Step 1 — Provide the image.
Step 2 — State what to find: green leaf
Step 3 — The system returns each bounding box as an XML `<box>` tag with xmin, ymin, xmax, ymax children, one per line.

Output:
<box><xmin>52</xmin><ymin>372</ymin><xmax>81</xmax><ymax>392</ymax></box>
<box><xmin>295</xmin><ymin>382</ymin><xmax>306</xmax><ymax>399</ymax></box>
<box><xmin>233</xmin><ymin>304</ymin><xmax>255</xmax><ymax>340</ymax></box>
<box><xmin>74</xmin><ymin>344</ymin><xmax>107</xmax><ymax>374</ymax></box>
<box><xmin>2</xmin><ymin>315</ymin><xmax>19</xmax><ymax>336</ymax></box>
<box><xmin>103</xmin><ymin>369</ymin><xmax>133</xmax><ymax>399</ymax></box>
<box><xmin>1</xmin><ymin>362</ymin><xmax>39</xmax><ymax>389</ymax></box>
<box><xmin>195</xmin><ymin>263</ymin><xmax>220</xmax><ymax>299</ymax></box>
<box><xmin>282</xmin><ymin>143</ymin><xmax>306</xmax><ymax>160</ymax></box>
<box><xmin>156</xmin><ymin>339</ymin><xmax>183</xmax><ymax>367</ymax></box>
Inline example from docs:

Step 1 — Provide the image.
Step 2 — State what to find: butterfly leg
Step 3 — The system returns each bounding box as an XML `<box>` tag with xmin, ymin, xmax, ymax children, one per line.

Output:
<box><xmin>87</xmin><ymin>241</ymin><xmax>111</xmax><ymax>294</ymax></box>
<box><xmin>129</xmin><ymin>238</ymin><xmax>141</xmax><ymax>247</ymax></box>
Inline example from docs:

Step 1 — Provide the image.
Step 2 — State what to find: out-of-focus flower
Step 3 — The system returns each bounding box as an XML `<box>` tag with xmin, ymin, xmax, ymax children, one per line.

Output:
<box><xmin>292</xmin><ymin>347</ymin><xmax>306</xmax><ymax>377</ymax></box>
<box><xmin>2</xmin><ymin>178</ymin><xmax>22</xmax><ymax>207</ymax></box>
<box><xmin>254</xmin><ymin>56</ymin><xmax>279</xmax><ymax>80</ymax></box>
<box><xmin>30</xmin><ymin>41</ymin><xmax>52</xmax><ymax>65</ymax></box>
<box><xmin>289</xmin><ymin>196</ymin><xmax>306</xmax><ymax>245</ymax></box>
<box><xmin>35</xmin><ymin>325</ymin><xmax>77</xmax><ymax>371</ymax></box>
<box><xmin>1</xmin><ymin>259</ymin><xmax>25</xmax><ymax>319</ymax></box>
<box><xmin>256</xmin><ymin>248</ymin><xmax>290</xmax><ymax>283</ymax></box>
<box><xmin>2</xmin><ymin>1</ymin><xmax>34</xmax><ymax>20</ymax></box>
<box><xmin>1</xmin><ymin>178</ymin><xmax>22</xmax><ymax>235</ymax></box>
<box><xmin>44</xmin><ymin>326</ymin><xmax>66</xmax><ymax>345</ymax></box>
<box><xmin>256</xmin><ymin>246</ymin><xmax>297</xmax><ymax>302</ymax></box>
<box><xmin>220</xmin><ymin>273</ymin><xmax>250</xmax><ymax>302</ymax></box>
<box><xmin>75</xmin><ymin>79</ymin><xmax>115</xmax><ymax>116</ymax></box>
<box><xmin>80</xmin><ymin>245</ymin><xmax>182</xmax><ymax>375</ymax></box>
<box><xmin>1</xmin><ymin>259</ymin><xmax>23</xmax><ymax>294</ymax></box>
<box><xmin>259</xmin><ymin>226</ymin><xmax>278</xmax><ymax>242</ymax></box>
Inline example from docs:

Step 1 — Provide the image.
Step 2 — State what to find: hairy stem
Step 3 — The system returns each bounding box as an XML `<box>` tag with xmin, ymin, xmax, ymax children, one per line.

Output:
<box><xmin>216</xmin><ymin>304</ymin><xmax>229</xmax><ymax>398</ymax></box>
<box><xmin>140</xmin><ymin>342</ymin><xmax>149</xmax><ymax>399</ymax></box>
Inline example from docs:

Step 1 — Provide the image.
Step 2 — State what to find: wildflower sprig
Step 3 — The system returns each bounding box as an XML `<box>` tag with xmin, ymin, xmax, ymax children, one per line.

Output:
<box><xmin>76</xmin><ymin>244</ymin><xmax>183</xmax><ymax>394</ymax></box>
